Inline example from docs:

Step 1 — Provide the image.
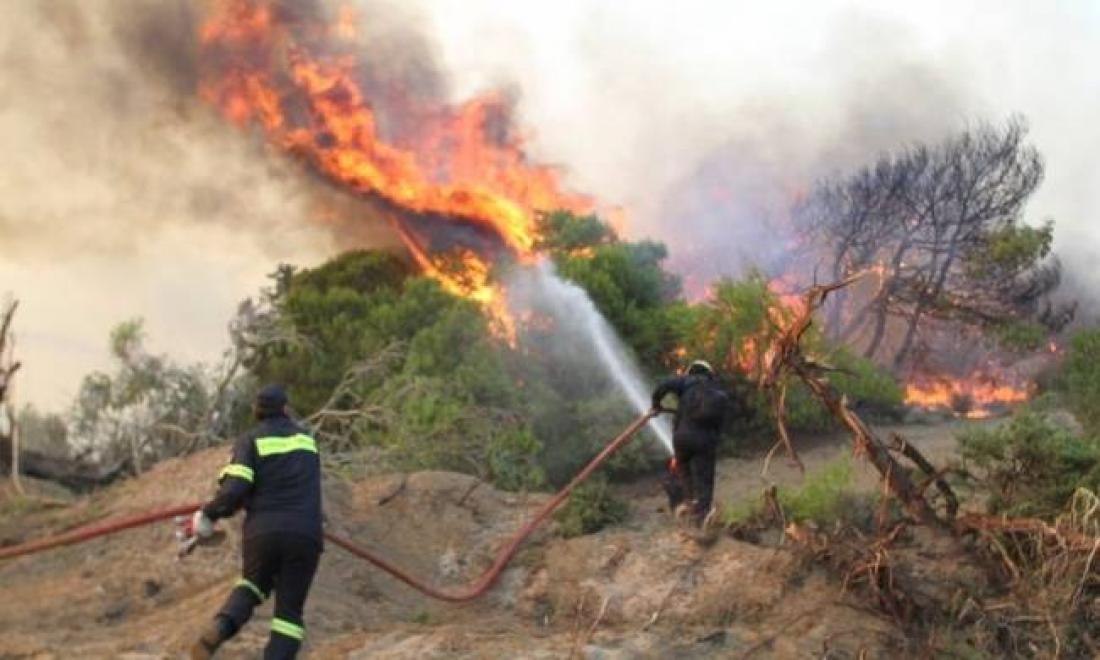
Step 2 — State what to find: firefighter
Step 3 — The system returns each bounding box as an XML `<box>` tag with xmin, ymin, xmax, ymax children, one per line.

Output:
<box><xmin>651</xmin><ymin>360</ymin><xmax>728</xmax><ymax>526</ymax></box>
<box><xmin>183</xmin><ymin>384</ymin><xmax>323</xmax><ymax>660</ymax></box>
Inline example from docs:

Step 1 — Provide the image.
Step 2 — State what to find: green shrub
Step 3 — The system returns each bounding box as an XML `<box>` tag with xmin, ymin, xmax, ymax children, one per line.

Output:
<box><xmin>779</xmin><ymin>457</ymin><xmax>855</xmax><ymax>524</ymax></box>
<box><xmin>828</xmin><ymin>348</ymin><xmax>904</xmax><ymax>412</ymax></box>
<box><xmin>1061</xmin><ymin>329</ymin><xmax>1100</xmax><ymax>435</ymax></box>
<box><xmin>724</xmin><ymin>457</ymin><xmax>856</xmax><ymax>527</ymax></box>
<box><xmin>958</xmin><ymin>409</ymin><xmax>1100</xmax><ymax>517</ymax></box>
<box><xmin>994</xmin><ymin>320</ymin><xmax>1048</xmax><ymax>352</ymax></box>
<box><xmin>554</xmin><ymin>476</ymin><xmax>629</xmax><ymax>538</ymax></box>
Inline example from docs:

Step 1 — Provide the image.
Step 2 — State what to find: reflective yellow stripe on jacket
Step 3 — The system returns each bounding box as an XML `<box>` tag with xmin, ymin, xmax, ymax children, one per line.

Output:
<box><xmin>255</xmin><ymin>433</ymin><xmax>317</xmax><ymax>457</ymax></box>
<box><xmin>219</xmin><ymin>464</ymin><xmax>254</xmax><ymax>482</ymax></box>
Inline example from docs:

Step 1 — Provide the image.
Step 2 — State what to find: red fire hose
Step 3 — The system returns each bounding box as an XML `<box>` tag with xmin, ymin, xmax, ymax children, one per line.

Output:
<box><xmin>0</xmin><ymin>411</ymin><xmax>658</xmax><ymax>603</ymax></box>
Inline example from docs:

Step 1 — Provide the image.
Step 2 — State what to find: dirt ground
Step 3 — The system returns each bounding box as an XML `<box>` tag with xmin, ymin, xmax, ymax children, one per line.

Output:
<box><xmin>0</xmin><ymin>418</ymin><xmax>985</xmax><ymax>659</ymax></box>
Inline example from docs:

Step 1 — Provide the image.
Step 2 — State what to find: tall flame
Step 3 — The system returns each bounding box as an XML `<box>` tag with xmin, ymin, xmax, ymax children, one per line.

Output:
<box><xmin>198</xmin><ymin>0</ymin><xmax>590</xmax><ymax>341</ymax></box>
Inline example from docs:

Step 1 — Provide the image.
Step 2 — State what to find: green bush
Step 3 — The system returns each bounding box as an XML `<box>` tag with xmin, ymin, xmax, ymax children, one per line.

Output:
<box><xmin>779</xmin><ymin>457</ymin><xmax>855</xmax><ymax>524</ymax></box>
<box><xmin>1061</xmin><ymin>329</ymin><xmax>1100</xmax><ymax>435</ymax></box>
<box><xmin>958</xmin><ymin>409</ymin><xmax>1100</xmax><ymax>518</ymax></box>
<box><xmin>554</xmin><ymin>476</ymin><xmax>629</xmax><ymax>538</ymax></box>
<box><xmin>725</xmin><ymin>457</ymin><xmax>857</xmax><ymax>527</ymax></box>
<box><xmin>994</xmin><ymin>320</ymin><xmax>1048</xmax><ymax>352</ymax></box>
<box><xmin>828</xmin><ymin>348</ymin><xmax>904</xmax><ymax>412</ymax></box>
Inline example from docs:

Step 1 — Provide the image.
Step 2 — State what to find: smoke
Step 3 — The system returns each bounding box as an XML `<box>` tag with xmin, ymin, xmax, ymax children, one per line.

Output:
<box><xmin>429</xmin><ymin>3</ymin><xmax>978</xmax><ymax>287</ymax></box>
<box><xmin>0</xmin><ymin>1</ymin><xmax>340</xmax><ymax>408</ymax></box>
<box><xmin>0</xmin><ymin>0</ymin><xmax>509</xmax><ymax>409</ymax></box>
<box><xmin>423</xmin><ymin>0</ymin><xmax>1097</xmax><ymax>292</ymax></box>
<box><xmin>4</xmin><ymin>0</ymin><xmax>1098</xmax><ymax>409</ymax></box>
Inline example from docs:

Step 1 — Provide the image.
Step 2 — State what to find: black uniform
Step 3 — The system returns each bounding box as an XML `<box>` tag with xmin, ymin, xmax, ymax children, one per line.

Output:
<box><xmin>652</xmin><ymin>374</ymin><xmax>725</xmax><ymax>521</ymax></box>
<box><xmin>202</xmin><ymin>413</ymin><xmax>323</xmax><ymax>660</ymax></box>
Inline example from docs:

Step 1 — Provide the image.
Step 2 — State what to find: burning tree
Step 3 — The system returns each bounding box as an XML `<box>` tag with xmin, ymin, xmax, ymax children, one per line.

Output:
<box><xmin>798</xmin><ymin>118</ymin><xmax>1072</xmax><ymax>369</ymax></box>
<box><xmin>197</xmin><ymin>0</ymin><xmax>592</xmax><ymax>342</ymax></box>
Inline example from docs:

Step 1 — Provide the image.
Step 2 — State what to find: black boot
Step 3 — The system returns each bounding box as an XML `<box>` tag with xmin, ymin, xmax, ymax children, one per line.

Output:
<box><xmin>189</xmin><ymin>615</ymin><xmax>234</xmax><ymax>659</ymax></box>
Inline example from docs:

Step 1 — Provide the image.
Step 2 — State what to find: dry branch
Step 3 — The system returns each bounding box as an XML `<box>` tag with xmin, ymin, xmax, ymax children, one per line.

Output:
<box><xmin>759</xmin><ymin>271</ymin><xmax>946</xmax><ymax>529</ymax></box>
<box><xmin>887</xmin><ymin>433</ymin><xmax>959</xmax><ymax>520</ymax></box>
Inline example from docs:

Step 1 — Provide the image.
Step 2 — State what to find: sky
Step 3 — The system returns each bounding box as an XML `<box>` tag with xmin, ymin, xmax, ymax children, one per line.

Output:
<box><xmin>1</xmin><ymin>0</ymin><xmax>1097</xmax><ymax>411</ymax></box>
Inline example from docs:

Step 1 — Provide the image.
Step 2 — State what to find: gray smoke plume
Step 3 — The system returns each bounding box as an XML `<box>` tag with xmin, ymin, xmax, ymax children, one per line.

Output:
<box><xmin>0</xmin><ymin>1</ymin><xmax>330</xmax><ymax>408</ymax></box>
<box><xmin>0</xmin><ymin>1</ymin><xmax>445</xmax><ymax>407</ymax></box>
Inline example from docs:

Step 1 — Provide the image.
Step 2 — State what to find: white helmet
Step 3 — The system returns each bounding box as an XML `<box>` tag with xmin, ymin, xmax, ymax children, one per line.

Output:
<box><xmin>687</xmin><ymin>360</ymin><xmax>714</xmax><ymax>375</ymax></box>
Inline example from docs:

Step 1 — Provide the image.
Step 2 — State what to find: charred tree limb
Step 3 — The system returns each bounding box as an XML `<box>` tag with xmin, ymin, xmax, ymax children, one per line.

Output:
<box><xmin>887</xmin><ymin>433</ymin><xmax>959</xmax><ymax>520</ymax></box>
<box><xmin>762</xmin><ymin>381</ymin><xmax>803</xmax><ymax>476</ymax></box>
<box><xmin>760</xmin><ymin>271</ymin><xmax>947</xmax><ymax>530</ymax></box>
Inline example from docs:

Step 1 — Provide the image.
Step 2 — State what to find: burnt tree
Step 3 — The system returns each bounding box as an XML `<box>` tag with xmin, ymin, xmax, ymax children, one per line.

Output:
<box><xmin>797</xmin><ymin>118</ymin><xmax>1071</xmax><ymax>368</ymax></box>
<box><xmin>0</xmin><ymin>300</ymin><xmax>127</xmax><ymax>492</ymax></box>
<box><xmin>1</xmin><ymin>299</ymin><xmax>24</xmax><ymax>492</ymax></box>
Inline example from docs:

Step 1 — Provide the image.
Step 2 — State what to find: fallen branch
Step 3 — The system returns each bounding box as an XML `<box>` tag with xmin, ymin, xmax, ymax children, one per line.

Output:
<box><xmin>759</xmin><ymin>271</ymin><xmax>946</xmax><ymax>530</ymax></box>
<box><xmin>762</xmin><ymin>381</ymin><xmax>803</xmax><ymax>476</ymax></box>
<box><xmin>888</xmin><ymin>433</ymin><xmax>959</xmax><ymax>520</ymax></box>
<box><xmin>956</xmin><ymin>514</ymin><xmax>1099</xmax><ymax>551</ymax></box>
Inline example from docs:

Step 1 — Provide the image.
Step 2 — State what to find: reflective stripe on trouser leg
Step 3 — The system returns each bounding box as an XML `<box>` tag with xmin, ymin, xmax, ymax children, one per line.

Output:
<box><xmin>270</xmin><ymin>617</ymin><xmax>305</xmax><ymax>640</ymax></box>
<box><xmin>264</xmin><ymin>629</ymin><xmax>302</xmax><ymax>660</ymax></box>
<box><xmin>236</xmin><ymin>578</ymin><xmax>266</xmax><ymax>602</ymax></box>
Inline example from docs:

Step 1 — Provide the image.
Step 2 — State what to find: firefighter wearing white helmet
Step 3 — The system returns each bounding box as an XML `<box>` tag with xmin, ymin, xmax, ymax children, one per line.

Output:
<box><xmin>651</xmin><ymin>358</ymin><xmax>728</xmax><ymax>526</ymax></box>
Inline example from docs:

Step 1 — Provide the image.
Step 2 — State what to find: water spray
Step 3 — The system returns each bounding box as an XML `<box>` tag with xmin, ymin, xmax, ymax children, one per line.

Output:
<box><xmin>509</xmin><ymin>261</ymin><xmax>675</xmax><ymax>455</ymax></box>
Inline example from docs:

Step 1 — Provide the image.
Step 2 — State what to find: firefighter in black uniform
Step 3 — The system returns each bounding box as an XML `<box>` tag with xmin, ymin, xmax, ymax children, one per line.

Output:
<box><xmin>652</xmin><ymin>360</ymin><xmax>728</xmax><ymax>526</ymax></box>
<box><xmin>184</xmin><ymin>384</ymin><xmax>323</xmax><ymax>660</ymax></box>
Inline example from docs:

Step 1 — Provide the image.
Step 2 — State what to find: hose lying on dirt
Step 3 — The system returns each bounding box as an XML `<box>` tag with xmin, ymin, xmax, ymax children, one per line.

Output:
<box><xmin>0</xmin><ymin>410</ymin><xmax>658</xmax><ymax>603</ymax></box>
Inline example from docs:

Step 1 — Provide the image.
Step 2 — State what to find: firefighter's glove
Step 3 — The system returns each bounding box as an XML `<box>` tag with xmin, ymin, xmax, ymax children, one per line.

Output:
<box><xmin>175</xmin><ymin>510</ymin><xmax>218</xmax><ymax>559</ymax></box>
<box><xmin>177</xmin><ymin>510</ymin><xmax>215</xmax><ymax>542</ymax></box>
<box><xmin>190</xmin><ymin>510</ymin><xmax>215</xmax><ymax>539</ymax></box>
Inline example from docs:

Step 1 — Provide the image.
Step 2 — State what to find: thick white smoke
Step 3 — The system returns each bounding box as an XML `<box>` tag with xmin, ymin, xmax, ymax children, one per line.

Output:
<box><xmin>422</xmin><ymin>0</ymin><xmax>1099</xmax><ymax>286</ymax></box>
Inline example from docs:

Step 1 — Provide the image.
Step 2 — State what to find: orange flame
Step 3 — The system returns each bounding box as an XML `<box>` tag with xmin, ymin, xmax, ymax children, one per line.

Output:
<box><xmin>904</xmin><ymin>375</ymin><xmax>1032</xmax><ymax>417</ymax></box>
<box><xmin>198</xmin><ymin>0</ymin><xmax>591</xmax><ymax>343</ymax></box>
<box><xmin>767</xmin><ymin>275</ymin><xmax>807</xmax><ymax>318</ymax></box>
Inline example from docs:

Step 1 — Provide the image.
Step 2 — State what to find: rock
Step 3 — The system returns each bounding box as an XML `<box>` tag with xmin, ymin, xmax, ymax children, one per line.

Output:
<box><xmin>99</xmin><ymin>600</ymin><xmax>129</xmax><ymax>623</ymax></box>
<box><xmin>582</xmin><ymin>632</ymin><xmax>665</xmax><ymax>659</ymax></box>
<box><xmin>142</xmin><ymin>579</ymin><xmax>161</xmax><ymax>598</ymax></box>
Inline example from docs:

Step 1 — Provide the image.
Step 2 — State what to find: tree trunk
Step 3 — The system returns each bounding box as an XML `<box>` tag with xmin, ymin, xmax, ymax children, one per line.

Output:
<box><xmin>7</xmin><ymin>397</ymin><xmax>23</xmax><ymax>495</ymax></box>
<box><xmin>863</xmin><ymin>303</ymin><xmax>890</xmax><ymax>360</ymax></box>
<box><xmin>892</xmin><ymin>307</ymin><xmax>924</xmax><ymax>370</ymax></box>
<box><xmin>1</xmin><ymin>299</ymin><xmax>23</xmax><ymax>493</ymax></box>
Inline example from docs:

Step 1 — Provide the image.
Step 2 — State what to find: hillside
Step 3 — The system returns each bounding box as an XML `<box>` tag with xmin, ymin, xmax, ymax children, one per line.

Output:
<box><xmin>0</xmin><ymin>428</ymin><xmax>950</xmax><ymax>659</ymax></box>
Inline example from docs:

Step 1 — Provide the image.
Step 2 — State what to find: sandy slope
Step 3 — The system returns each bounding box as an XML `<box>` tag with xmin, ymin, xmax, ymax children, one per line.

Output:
<box><xmin>0</xmin><ymin>420</ymin><xmax>976</xmax><ymax>659</ymax></box>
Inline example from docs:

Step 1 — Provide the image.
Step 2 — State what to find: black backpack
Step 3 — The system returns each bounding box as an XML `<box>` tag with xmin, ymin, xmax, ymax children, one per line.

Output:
<box><xmin>680</xmin><ymin>378</ymin><xmax>729</xmax><ymax>427</ymax></box>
